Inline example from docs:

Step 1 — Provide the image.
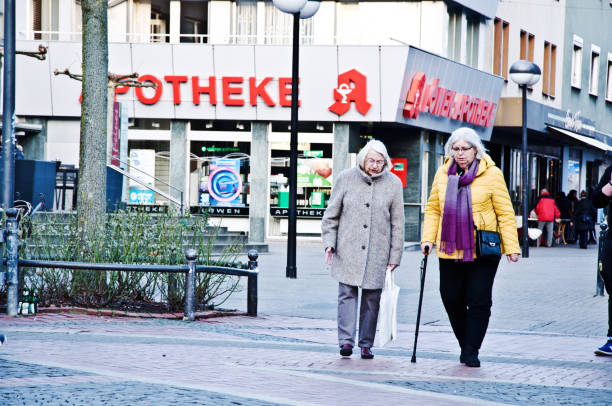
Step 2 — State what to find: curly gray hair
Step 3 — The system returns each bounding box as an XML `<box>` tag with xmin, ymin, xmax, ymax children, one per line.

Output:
<box><xmin>444</xmin><ymin>127</ymin><xmax>487</xmax><ymax>160</ymax></box>
<box><xmin>357</xmin><ymin>139</ymin><xmax>393</xmax><ymax>171</ymax></box>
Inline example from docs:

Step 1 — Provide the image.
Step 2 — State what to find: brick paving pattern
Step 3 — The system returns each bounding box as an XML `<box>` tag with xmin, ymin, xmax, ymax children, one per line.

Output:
<box><xmin>0</xmin><ymin>243</ymin><xmax>611</xmax><ymax>405</ymax></box>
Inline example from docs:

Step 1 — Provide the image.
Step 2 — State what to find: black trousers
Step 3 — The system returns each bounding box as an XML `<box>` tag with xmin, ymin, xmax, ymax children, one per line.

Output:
<box><xmin>578</xmin><ymin>230</ymin><xmax>589</xmax><ymax>249</ymax></box>
<box><xmin>600</xmin><ymin>237</ymin><xmax>612</xmax><ymax>337</ymax></box>
<box><xmin>439</xmin><ymin>257</ymin><xmax>500</xmax><ymax>349</ymax></box>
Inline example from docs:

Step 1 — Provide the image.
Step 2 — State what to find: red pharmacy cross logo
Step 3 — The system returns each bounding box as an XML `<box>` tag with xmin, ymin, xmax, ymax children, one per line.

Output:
<box><xmin>329</xmin><ymin>69</ymin><xmax>372</xmax><ymax>116</ymax></box>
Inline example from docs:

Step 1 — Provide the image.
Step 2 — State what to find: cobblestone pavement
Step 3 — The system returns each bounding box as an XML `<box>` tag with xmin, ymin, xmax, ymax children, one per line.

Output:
<box><xmin>1</xmin><ymin>313</ymin><xmax>611</xmax><ymax>405</ymax></box>
<box><xmin>1</xmin><ymin>242</ymin><xmax>611</xmax><ymax>405</ymax></box>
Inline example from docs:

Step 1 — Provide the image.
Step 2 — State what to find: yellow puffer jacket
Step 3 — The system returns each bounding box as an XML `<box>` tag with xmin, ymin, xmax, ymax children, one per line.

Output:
<box><xmin>421</xmin><ymin>154</ymin><xmax>521</xmax><ymax>259</ymax></box>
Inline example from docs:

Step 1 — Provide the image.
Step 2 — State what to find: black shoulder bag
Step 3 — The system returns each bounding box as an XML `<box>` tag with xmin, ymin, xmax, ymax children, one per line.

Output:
<box><xmin>474</xmin><ymin>215</ymin><xmax>502</xmax><ymax>260</ymax></box>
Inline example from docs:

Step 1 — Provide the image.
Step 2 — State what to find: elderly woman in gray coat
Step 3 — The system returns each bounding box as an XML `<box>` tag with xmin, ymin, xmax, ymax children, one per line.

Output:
<box><xmin>321</xmin><ymin>139</ymin><xmax>405</xmax><ymax>359</ymax></box>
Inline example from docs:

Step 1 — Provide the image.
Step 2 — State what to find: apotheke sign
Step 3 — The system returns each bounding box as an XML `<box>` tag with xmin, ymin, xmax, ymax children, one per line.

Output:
<box><xmin>17</xmin><ymin>42</ymin><xmax>502</xmax><ymax>133</ymax></box>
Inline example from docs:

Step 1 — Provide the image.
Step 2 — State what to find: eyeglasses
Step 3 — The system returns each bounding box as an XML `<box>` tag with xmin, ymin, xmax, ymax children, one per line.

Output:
<box><xmin>366</xmin><ymin>158</ymin><xmax>385</xmax><ymax>167</ymax></box>
<box><xmin>451</xmin><ymin>146</ymin><xmax>474</xmax><ymax>153</ymax></box>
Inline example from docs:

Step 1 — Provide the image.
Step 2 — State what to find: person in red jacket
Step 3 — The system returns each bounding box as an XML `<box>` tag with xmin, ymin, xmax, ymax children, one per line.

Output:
<box><xmin>534</xmin><ymin>188</ymin><xmax>561</xmax><ymax>247</ymax></box>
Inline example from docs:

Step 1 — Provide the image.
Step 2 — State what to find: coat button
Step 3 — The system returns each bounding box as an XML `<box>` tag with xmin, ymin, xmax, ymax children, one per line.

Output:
<box><xmin>367</xmin><ymin>181</ymin><xmax>372</xmax><ymax>186</ymax></box>
<box><xmin>361</xmin><ymin>245</ymin><xmax>366</xmax><ymax>249</ymax></box>
<box><xmin>365</xmin><ymin>203</ymin><xmax>370</xmax><ymax>208</ymax></box>
<box><xmin>363</xmin><ymin>224</ymin><xmax>367</xmax><ymax>228</ymax></box>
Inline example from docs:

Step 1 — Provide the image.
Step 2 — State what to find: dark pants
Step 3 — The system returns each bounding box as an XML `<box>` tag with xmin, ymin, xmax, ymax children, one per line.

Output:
<box><xmin>600</xmin><ymin>238</ymin><xmax>612</xmax><ymax>337</ymax></box>
<box><xmin>578</xmin><ymin>230</ymin><xmax>589</xmax><ymax>249</ymax></box>
<box><xmin>439</xmin><ymin>257</ymin><xmax>500</xmax><ymax>349</ymax></box>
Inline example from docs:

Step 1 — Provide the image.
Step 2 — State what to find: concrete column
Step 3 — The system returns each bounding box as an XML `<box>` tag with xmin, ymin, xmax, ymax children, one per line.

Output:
<box><xmin>170</xmin><ymin>120</ymin><xmax>188</xmax><ymax>209</ymax></box>
<box><xmin>169</xmin><ymin>0</ymin><xmax>181</xmax><ymax>44</ymax></box>
<box><xmin>332</xmin><ymin>123</ymin><xmax>351</xmax><ymax>175</ymax></box>
<box><xmin>249</xmin><ymin>122</ymin><xmax>269</xmax><ymax>243</ymax></box>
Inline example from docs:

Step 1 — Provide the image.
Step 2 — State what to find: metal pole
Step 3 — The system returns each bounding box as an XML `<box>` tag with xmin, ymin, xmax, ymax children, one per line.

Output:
<box><xmin>521</xmin><ymin>85</ymin><xmax>529</xmax><ymax>258</ymax></box>
<box><xmin>247</xmin><ymin>250</ymin><xmax>259</xmax><ymax>317</ymax></box>
<box><xmin>1</xmin><ymin>0</ymin><xmax>17</xmax><ymax>209</ymax></box>
<box><xmin>5</xmin><ymin>208</ymin><xmax>19</xmax><ymax>316</ymax></box>
<box><xmin>286</xmin><ymin>12</ymin><xmax>300</xmax><ymax>279</ymax></box>
<box><xmin>183</xmin><ymin>249</ymin><xmax>197</xmax><ymax>321</ymax></box>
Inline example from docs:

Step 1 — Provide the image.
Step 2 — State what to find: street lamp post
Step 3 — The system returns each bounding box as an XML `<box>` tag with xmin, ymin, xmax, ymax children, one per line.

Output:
<box><xmin>510</xmin><ymin>60</ymin><xmax>541</xmax><ymax>258</ymax></box>
<box><xmin>273</xmin><ymin>0</ymin><xmax>320</xmax><ymax>278</ymax></box>
<box><xmin>1</xmin><ymin>0</ymin><xmax>17</xmax><ymax>210</ymax></box>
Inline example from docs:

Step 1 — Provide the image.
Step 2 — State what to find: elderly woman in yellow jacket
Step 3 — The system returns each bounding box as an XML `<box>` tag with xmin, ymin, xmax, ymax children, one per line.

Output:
<box><xmin>421</xmin><ymin>127</ymin><xmax>520</xmax><ymax>368</ymax></box>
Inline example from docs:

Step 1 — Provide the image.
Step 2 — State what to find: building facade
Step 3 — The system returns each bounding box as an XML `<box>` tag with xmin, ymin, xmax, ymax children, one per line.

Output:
<box><xmin>7</xmin><ymin>0</ymin><xmax>612</xmax><ymax>242</ymax></box>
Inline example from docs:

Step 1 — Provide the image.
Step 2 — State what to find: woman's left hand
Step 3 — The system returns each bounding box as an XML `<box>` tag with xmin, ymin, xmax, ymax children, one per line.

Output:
<box><xmin>386</xmin><ymin>264</ymin><xmax>398</xmax><ymax>272</ymax></box>
<box><xmin>506</xmin><ymin>253</ymin><xmax>519</xmax><ymax>262</ymax></box>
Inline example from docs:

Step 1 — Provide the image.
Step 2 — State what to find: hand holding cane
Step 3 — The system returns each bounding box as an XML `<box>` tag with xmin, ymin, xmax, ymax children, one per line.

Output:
<box><xmin>411</xmin><ymin>245</ymin><xmax>429</xmax><ymax>363</ymax></box>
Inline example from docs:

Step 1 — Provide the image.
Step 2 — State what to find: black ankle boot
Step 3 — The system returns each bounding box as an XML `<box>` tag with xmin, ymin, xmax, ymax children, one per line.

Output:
<box><xmin>461</xmin><ymin>345</ymin><xmax>480</xmax><ymax>367</ymax></box>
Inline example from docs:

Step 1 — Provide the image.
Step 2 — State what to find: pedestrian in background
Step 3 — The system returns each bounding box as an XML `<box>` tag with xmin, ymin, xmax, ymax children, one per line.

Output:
<box><xmin>321</xmin><ymin>139</ymin><xmax>404</xmax><ymax>360</ymax></box>
<box><xmin>534</xmin><ymin>188</ymin><xmax>561</xmax><ymax>247</ymax></box>
<box><xmin>591</xmin><ymin>167</ymin><xmax>612</xmax><ymax>356</ymax></box>
<box><xmin>567</xmin><ymin>189</ymin><xmax>579</xmax><ymax>243</ymax></box>
<box><xmin>420</xmin><ymin>127</ymin><xmax>520</xmax><ymax>368</ymax></box>
<box><xmin>572</xmin><ymin>190</ymin><xmax>596</xmax><ymax>249</ymax></box>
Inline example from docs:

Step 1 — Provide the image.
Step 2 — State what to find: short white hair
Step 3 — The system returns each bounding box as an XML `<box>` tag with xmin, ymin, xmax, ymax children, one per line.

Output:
<box><xmin>357</xmin><ymin>139</ymin><xmax>392</xmax><ymax>171</ymax></box>
<box><xmin>444</xmin><ymin>127</ymin><xmax>487</xmax><ymax>160</ymax></box>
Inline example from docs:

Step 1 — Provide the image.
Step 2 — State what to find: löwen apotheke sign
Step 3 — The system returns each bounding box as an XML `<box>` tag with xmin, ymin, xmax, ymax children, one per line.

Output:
<box><xmin>16</xmin><ymin>42</ymin><xmax>502</xmax><ymax>137</ymax></box>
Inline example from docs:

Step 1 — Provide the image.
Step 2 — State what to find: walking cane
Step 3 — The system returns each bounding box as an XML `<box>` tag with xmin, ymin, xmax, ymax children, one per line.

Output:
<box><xmin>411</xmin><ymin>246</ymin><xmax>429</xmax><ymax>363</ymax></box>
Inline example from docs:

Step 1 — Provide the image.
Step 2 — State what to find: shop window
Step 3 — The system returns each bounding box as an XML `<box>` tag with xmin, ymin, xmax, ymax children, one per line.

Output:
<box><xmin>190</xmin><ymin>141</ymin><xmax>251</xmax><ymax>208</ymax></box>
<box><xmin>606</xmin><ymin>54</ymin><xmax>612</xmax><ymax>102</ymax></box>
<box><xmin>127</xmin><ymin>141</ymin><xmax>171</xmax><ymax>206</ymax></box>
<box><xmin>269</xmin><ymin>143</ymin><xmax>333</xmax><ymax>210</ymax></box>
<box><xmin>542</xmin><ymin>41</ymin><xmax>557</xmax><ymax>97</ymax></box>
<box><xmin>571</xmin><ymin>35</ymin><xmax>583</xmax><ymax>89</ymax></box>
<box><xmin>493</xmin><ymin>18</ymin><xmax>509</xmax><ymax>79</ymax></box>
<box><xmin>589</xmin><ymin>45</ymin><xmax>600</xmax><ymax>96</ymax></box>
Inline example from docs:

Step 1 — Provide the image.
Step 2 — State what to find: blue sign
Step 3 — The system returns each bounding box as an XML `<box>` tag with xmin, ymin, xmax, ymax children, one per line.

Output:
<box><xmin>208</xmin><ymin>159</ymin><xmax>242</xmax><ymax>206</ymax></box>
<box><xmin>129</xmin><ymin>189</ymin><xmax>155</xmax><ymax>204</ymax></box>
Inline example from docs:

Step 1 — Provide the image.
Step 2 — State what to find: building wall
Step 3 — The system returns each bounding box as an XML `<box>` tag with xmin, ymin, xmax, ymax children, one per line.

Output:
<box><xmin>562</xmin><ymin>0</ymin><xmax>612</xmax><ymax>135</ymax></box>
<box><xmin>494</xmin><ymin>0</ymin><xmax>566</xmax><ymax>108</ymax></box>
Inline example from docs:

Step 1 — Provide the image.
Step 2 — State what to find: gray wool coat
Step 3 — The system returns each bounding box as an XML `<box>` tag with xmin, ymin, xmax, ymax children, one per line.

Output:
<box><xmin>321</xmin><ymin>166</ymin><xmax>405</xmax><ymax>289</ymax></box>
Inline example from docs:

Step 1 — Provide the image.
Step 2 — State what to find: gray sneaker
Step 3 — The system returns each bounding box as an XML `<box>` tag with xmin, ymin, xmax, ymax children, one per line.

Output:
<box><xmin>0</xmin><ymin>334</ymin><xmax>5</xmax><ymax>345</ymax></box>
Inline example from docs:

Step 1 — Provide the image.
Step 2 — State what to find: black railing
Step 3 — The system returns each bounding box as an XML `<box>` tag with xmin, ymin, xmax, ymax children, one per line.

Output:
<box><xmin>1</xmin><ymin>208</ymin><xmax>258</xmax><ymax>318</ymax></box>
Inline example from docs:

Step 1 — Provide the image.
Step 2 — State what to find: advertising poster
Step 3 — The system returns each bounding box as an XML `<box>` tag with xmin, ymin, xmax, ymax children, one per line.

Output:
<box><xmin>297</xmin><ymin>158</ymin><xmax>333</xmax><ymax>187</ymax></box>
<box><xmin>568</xmin><ymin>160</ymin><xmax>580</xmax><ymax>192</ymax></box>
<box><xmin>129</xmin><ymin>149</ymin><xmax>156</xmax><ymax>204</ymax></box>
<box><xmin>208</xmin><ymin>159</ymin><xmax>243</xmax><ymax>207</ymax></box>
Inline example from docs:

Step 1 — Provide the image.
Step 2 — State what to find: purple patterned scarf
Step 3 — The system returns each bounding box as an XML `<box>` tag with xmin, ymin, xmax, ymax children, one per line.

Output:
<box><xmin>440</xmin><ymin>159</ymin><xmax>480</xmax><ymax>262</ymax></box>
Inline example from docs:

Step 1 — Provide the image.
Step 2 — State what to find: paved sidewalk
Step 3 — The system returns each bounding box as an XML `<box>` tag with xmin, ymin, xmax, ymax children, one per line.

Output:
<box><xmin>1</xmin><ymin>242</ymin><xmax>611</xmax><ymax>405</ymax></box>
<box><xmin>1</xmin><ymin>313</ymin><xmax>611</xmax><ymax>405</ymax></box>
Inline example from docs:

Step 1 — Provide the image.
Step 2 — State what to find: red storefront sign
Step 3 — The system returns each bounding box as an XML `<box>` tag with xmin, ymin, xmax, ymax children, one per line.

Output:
<box><xmin>112</xmin><ymin>75</ymin><xmax>300</xmax><ymax>107</ymax></box>
<box><xmin>403</xmin><ymin>72</ymin><xmax>497</xmax><ymax>128</ymax></box>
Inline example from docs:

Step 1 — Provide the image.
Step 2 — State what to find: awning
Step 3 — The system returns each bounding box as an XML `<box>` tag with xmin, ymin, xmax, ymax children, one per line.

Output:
<box><xmin>548</xmin><ymin>125</ymin><xmax>612</xmax><ymax>152</ymax></box>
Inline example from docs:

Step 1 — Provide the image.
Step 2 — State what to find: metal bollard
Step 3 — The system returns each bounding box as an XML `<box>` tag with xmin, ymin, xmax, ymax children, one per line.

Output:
<box><xmin>596</xmin><ymin>223</ymin><xmax>607</xmax><ymax>296</ymax></box>
<box><xmin>5</xmin><ymin>208</ymin><xmax>19</xmax><ymax>316</ymax></box>
<box><xmin>247</xmin><ymin>250</ymin><xmax>259</xmax><ymax>317</ymax></box>
<box><xmin>184</xmin><ymin>249</ymin><xmax>197</xmax><ymax>321</ymax></box>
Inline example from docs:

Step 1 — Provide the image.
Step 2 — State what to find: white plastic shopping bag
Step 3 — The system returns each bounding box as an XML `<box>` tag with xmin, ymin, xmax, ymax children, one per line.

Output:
<box><xmin>374</xmin><ymin>269</ymin><xmax>400</xmax><ymax>347</ymax></box>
